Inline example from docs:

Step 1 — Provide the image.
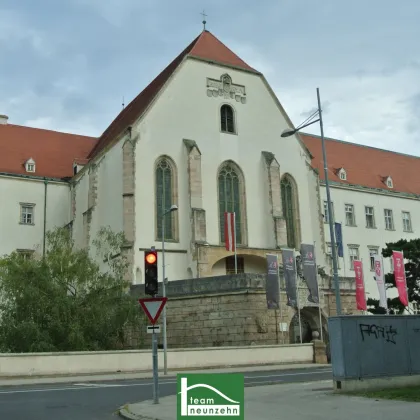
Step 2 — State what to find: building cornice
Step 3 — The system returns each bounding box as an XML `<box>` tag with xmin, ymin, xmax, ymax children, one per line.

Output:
<box><xmin>0</xmin><ymin>172</ymin><xmax>69</xmax><ymax>184</ymax></box>
<box><xmin>320</xmin><ymin>180</ymin><xmax>420</xmax><ymax>201</ymax></box>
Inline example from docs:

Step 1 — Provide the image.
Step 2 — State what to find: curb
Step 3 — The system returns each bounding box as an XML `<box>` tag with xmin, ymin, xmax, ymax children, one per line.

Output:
<box><xmin>118</xmin><ymin>405</ymin><xmax>160</xmax><ymax>420</ymax></box>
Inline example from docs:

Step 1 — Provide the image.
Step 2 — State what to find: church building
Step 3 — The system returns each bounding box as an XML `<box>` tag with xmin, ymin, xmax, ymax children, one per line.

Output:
<box><xmin>1</xmin><ymin>30</ymin><xmax>419</xmax><ymax>315</ymax></box>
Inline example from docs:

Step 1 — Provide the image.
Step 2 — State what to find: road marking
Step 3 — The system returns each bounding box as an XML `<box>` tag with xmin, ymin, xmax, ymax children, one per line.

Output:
<box><xmin>0</xmin><ymin>369</ymin><xmax>331</xmax><ymax>395</ymax></box>
<box><xmin>73</xmin><ymin>383</ymin><xmax>126</xmax><ymax>387</ymax></box>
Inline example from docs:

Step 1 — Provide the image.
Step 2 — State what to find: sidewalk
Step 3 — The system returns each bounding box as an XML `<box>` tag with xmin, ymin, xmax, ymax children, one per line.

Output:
<box><xmin>0</xmin><ymin>363</ymin><xmax>327</xmax><ymax>386</ymax></box>
<box><xmin>119</xmin><ymin>380</ymin><xmax>419</xmax><ymax>420</ymax></box>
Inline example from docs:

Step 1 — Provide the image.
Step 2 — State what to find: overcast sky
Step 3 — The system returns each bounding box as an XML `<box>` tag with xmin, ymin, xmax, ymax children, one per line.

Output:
<box><xmin>1</xmin><ymin>0</ymin><xmax>419</xmax><ymax>154</ymax></box>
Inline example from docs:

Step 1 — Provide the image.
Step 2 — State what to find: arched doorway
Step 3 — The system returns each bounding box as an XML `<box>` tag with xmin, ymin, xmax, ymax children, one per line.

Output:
<box><xmin>289</xmin><ymin>306</ymin><xmax>328</xmax><ymax>344</ymax></box>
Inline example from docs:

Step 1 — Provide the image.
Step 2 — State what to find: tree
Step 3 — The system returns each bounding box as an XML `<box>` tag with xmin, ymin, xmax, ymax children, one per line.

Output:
<box><xmin>367</xmin><ymin>238</ymin><xmax>420</xmax><ymax>314</ymax></box>
<box><xmin>0</xmin><ymin>226</ymin><xmax>143</xmax><ymax>352</ymax></box>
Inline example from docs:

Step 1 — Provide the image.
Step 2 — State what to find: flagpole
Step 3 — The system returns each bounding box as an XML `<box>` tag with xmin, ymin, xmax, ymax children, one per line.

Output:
<box><xmin>314</xmin><ymin>241</ymin><xmax>323</xmax><ymax>343</ymax></box>
<box><xmin>233</xmin><ymin>212</ymin><xmax>237</xmax><ymax>274</ymax></box>
<box><xmin>278</xmin><ymin>263</ymin><xmax>285</xmax><ymax>344</ymax></box>
<box><xmin>361</xmin><ymin>258</ymin><xmax>366</xmax><ymax>315</ymax></box>
<box><xmin>295</xmin><ymin>249</ymin><xmax>303</xmax><ymax>344</ymax></box>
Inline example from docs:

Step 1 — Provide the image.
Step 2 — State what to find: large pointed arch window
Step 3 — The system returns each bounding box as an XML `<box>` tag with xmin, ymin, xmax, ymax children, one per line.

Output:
<box><xmin>220</xmin><ymin>105</ymin><xmax>235</xmax><ymax>134</ymax></box>
<box><xmin>155</xmin><ymin>156</ymin><xmax>177</xmax><ymax>241</ymax></box>
<box><xmin>218</xmin><ymin>162</ymin><xmax>245</xmax><ymax>245</ymax></box>
<box><xmin>281</xmin><ymin>174</ymin><xmax>300</xmax><ymax>249</ymax></box>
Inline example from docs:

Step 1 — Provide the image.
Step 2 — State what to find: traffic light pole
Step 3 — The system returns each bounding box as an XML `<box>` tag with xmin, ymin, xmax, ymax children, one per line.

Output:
<box><xmin>162</xmin><ymin>215</ymin><xmax>168</xmax><ymax>376</ymax></box>
<box><xmin>152</xmin><ymin>327</ymin><xmax>159</xmax><ymax>404</ymax></box>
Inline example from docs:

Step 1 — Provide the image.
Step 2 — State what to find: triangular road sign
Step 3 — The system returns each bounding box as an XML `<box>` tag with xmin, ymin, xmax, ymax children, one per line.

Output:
<box><xmin>139</xmin><ymin>297</ymin><xmax>168</xmax><ymax>324</ymax></box>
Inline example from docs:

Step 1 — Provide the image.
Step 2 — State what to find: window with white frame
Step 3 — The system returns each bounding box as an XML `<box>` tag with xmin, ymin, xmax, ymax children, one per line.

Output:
<box><xmin>20</xmin><ymin>203</ymin><xmax>34</xmax><ymax>225</ymax></box>
<box><xmin>413</xmin><ymin>302</ymin><xmax>420</xmax><ymax>315</ymax></box>
<box><xmin>323</xmin><ymin>201</ymin><xmax>335</xmax><ymax>224</ymax></box>
<box><xmin>386</xmin><ymin>177</ymin><xmax>393</xmax><ymax>188</ymax></box>
<box><xmin>339</xmin><ymin>169</ymin><xmax>347</xmax><ymax>180</ymax></box>
<box><xmin>368</xmin><ymin>248</ymin><xmax>379</xmax><ymax>271</ymax></box>
<box><xmin>345</xmin><ymin>204</ymin><xmax>356</xmax><ymax>226</ymax></box>
<box><xmin>348</xmin><ymin>246</ymin><xmax>359</xmax><ymax>269</ymax></box>
<box><xmin>402</xmin><ymin>211</ymin><xmax>412</xmax><ymax>232</ymax></box>
<box><xmin>25</xmin><ymin>158</ymin><xmax>36</xmax><ymax>173</ymax></box>
<box><xmin>365</xmin><ymin>206</ymin><xmax>375</xmax><ymax>228</ymax></box>
<box><xmin>384</xmin><ymin>209</ymin><xmax>394</xmax><ymax>230</ymax></box>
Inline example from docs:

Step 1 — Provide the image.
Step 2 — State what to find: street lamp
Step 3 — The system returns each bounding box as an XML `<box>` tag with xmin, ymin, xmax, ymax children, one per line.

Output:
<box><xmin>161</xmin><ymin>204</ymin><xmax>178</xmax><ymax>375</ymax></box>
<box><xmin>281</xmin><ymin>87</ymin><xmax>342</xmax><ymax>315</ymax></box>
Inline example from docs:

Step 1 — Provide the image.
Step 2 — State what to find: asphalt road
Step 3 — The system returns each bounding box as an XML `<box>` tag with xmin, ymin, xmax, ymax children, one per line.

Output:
<box><xmin>0</xmin><ymin>366</ymin><xmax>332</xmax><ymax>420</ymax></box>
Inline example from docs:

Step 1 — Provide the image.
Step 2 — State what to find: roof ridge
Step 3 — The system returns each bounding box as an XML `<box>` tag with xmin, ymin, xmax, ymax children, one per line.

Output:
<box><xmin>87</xmin><ymin>32</ymin><xmax>202</xmax><ymax>159</ymax></box>
<box><xmin>3</xmin><ymin>123</ymin><xmax>97</xmax><ymax>140</ymax></box>
<box><xmin>301</xmin><ymin>132</ymin><xmax>420</xmax><ymax>161</ymax></box>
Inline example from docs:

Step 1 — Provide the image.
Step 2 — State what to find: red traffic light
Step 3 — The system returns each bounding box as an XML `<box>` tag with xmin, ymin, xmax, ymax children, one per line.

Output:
<box><xmin>145</xmin><ymin>252</ymin><xmax>157</xmax><ymax>264</ymax></box>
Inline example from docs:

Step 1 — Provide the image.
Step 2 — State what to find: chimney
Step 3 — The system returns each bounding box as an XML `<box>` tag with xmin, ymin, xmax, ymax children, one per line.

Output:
<box><xmin>0</xmin><ymin>115</ymin><xmax>8</xmax><ymax>125</ymax></box>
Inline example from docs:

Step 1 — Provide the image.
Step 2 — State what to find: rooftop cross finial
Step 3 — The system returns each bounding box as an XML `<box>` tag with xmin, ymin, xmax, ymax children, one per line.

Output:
<box><xmin>200</xmin><ymin>10</ymin><xmax>207</xmax><ymax>30</ymax></box>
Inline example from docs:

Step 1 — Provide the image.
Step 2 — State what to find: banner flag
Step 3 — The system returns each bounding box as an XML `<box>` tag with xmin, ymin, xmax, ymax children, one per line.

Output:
<box><xmin>374</xmin><ymin>255</ymin><xmax>388</xmax><ymax>309</ymax></box>
<box><xmin>392</xmin><ymin>250</ymin><xmax>408</xmax><ymax>307</ymax></box>
<box><xmin>300</xmin><ymin>243</ymin><xmax>319</xmax><ymax>304</ymax></box>
<box><xmin>224</xmin><ymin>212</ymin><xmax>235</xmax><ymax>252</ymax></box>
<box><xmin>266</xmin><ymin>254</ymin><xmax>280</xmax><ymax>309</ymax></box>
<box><xmin>281</xmin><ymin>249</ymin><xmax>298</xmax><ymax>308</ymax></box>
<box><xmin>353</xmin><ymin>260</ymin><xmax>367</xmax><ymax>311</ymax></box>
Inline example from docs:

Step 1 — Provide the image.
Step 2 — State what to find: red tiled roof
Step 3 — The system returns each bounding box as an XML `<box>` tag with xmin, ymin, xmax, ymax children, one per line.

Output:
<box><xmin>301</xmin><ymin>133</ymin><xmax>420</xmax><ymax>196</ymax></box>
<box><xmin>0</xmin><ymin>123</ymin><xmax>97</xmax><ymax>179</ymax></box>
<box><xmin>88</xmin><ymin>30</ymin><xmax>257</xmax><ymax>160</ymax></box>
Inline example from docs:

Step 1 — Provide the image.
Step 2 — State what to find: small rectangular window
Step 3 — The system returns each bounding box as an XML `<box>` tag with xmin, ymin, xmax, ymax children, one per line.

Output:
<box><xmin>324</xmin><ymin>201</ymin><xmax>334</xmax><ymax>224</ymax></box>
<box><xmin>384</xmin><ymin>209</ymin><xmax>394</xmax><ymax>230</ymax></box>
<box><xmin>365</xmin><ymin>206</ymin><xmax>375</xmax><ymax>228</ymax></box>
<box><xmin>348</xmin><ymin>246</ymin><xmax>359</xmax><ymax>269</ymax></box>
<box><xmin>345</xmin><ymin>204</ymin><xmax>355</xmax><ymax>226</ymax></box>
<box><xmin>402</xmin><ymin>212</ymin><xmax>412</xmax><ymax>232</ymax></box>
<box><xmin>368</xmin><ymin>248</ymin><xmax>378</xmax><ymax>271</ymax></box>
<box><xmin>20</xmin><ymin>204</ymin><xmax>35</xmax><ymax>225</ymax></box>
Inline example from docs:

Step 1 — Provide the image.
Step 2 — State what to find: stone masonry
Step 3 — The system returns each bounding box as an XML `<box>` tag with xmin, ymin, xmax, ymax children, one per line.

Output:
<box><xmin>262</xmin><ymin>151</ymin><xmax>288</xmax><ymax>248</ymax></box>
<box><xmin>130</xmin><ymin>273</ymin><xmax>358</xmax><ymax>350</ymax></box>
<box><xmin>122</xmin><ymin>132</ymin><xmax>137</xmax><ymax>283</ymax></box>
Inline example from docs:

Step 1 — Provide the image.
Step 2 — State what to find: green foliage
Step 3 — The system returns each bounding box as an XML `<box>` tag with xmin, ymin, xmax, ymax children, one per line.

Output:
<box><xmin>367</xmin><ymin>238</ymin><xmax>420</xmax><ymax>314</ymax></box>
<box><xmin>0</xmin><ymin>226</ymin><xmax>143</xmax><ymax>352</ymax></box>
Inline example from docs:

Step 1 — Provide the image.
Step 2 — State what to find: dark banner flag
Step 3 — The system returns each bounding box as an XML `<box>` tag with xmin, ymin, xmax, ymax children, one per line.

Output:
<box><xmin>300</xmin><ymin>243</ymin><xmax>319</xmax><ymax>304</ymax></box>
<box><xmin>334</xmin><ymin>222</ymin><xmax>343</xmax><ymax>258</ymax></box>
<box><xmin>266</xmin><ymin>254</ymin><xmax>280</xmax><ymax>309</ymax></box>
<box><xmin>281</xmin><ymin>249</ymin><xmax>297</xmax><ymax>308</ymax></box>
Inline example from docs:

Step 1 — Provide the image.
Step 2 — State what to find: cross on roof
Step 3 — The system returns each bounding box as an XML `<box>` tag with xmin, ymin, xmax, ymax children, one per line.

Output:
<box><xmin>200</xmin><ymin>10</ymin><xmax>207</xmax><ymax>30</ymax></box>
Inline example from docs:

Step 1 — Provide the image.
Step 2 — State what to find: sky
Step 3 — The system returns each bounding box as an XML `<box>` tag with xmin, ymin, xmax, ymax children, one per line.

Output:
<box><xmin>1</xmin><ymin>0</ymin><xmax>419</xmax><ymax>155</ymax></box>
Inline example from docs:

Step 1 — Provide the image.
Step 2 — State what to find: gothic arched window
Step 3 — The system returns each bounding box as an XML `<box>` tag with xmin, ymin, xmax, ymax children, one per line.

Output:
<box><xmin>155</xmin><ymin>156</ymin><xmax>177</xmax><ymax>241</ymax></box>
<box><xmin>281</xmin><ymin>174</ymin><xmax>300</xmax><ymax>249</ymax></box>
<box><xmin>218</xmin><ymin>161</ymin><xmax>246</xmax><ymax>245</ymax></box>
<box><xmin>220</xmin><ymin>105</ymin><xmax>235</xmax><ymax>134</ymax></box>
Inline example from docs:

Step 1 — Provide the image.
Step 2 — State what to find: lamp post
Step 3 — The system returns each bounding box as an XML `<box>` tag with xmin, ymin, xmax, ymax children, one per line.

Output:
<box><xmin>161</xmin><ymin>204</ymin><xmax>178</xmax><ymax>375</ymax></box>
<box><xmin>281</xmin><ymin>87</ymin><xmax>342</xmax><ymax>315</ymax></box>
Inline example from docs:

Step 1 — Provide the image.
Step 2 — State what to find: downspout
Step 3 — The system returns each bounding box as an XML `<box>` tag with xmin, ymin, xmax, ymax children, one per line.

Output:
<box><xmin>43</xmin><ymin>178</ymin><xmax>48</xmax><ymax>257</ymax></box>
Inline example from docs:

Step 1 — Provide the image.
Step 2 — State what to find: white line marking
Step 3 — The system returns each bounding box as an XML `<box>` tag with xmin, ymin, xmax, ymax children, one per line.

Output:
<box><xmin>0</xmin><ymin>369</ymin><xmax>331</xmax><ymax>395</ymax></box>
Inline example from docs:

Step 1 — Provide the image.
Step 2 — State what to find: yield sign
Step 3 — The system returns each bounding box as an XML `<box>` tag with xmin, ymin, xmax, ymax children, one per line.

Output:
<box><xmin>139</xmin><ymin>297</ymin><xmax>168</xmax><ymax>325</ymax></box>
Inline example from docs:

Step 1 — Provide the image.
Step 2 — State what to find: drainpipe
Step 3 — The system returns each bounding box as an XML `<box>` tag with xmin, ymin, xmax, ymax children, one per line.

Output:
<box><xmin>43</xmin><ymin>178</ymin><xmax>48</xmax><ymax>257</ymax></box>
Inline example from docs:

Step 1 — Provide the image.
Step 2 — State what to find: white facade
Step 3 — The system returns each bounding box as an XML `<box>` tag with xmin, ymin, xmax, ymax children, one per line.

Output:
<box><xmin>129</xmin><ymin>58</ymin><xmax>327</xmax><ymax>282</ymax></box>
<box><xmin>320</xmin><ymin>183</ymin><xmax>417</xmax><ymax>301</ymax></box>
<box><xmin>0</xmin><ymin>174</ymin><xmax>70</xmax><ymax>257</ymax></box>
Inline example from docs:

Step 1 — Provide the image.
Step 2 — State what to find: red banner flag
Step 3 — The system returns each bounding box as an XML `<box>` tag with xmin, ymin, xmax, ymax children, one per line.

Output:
<box><xmin>392</xmin><ymin>250</ymin><xmax>408</xmax><ymax>307</ymax></box>
<box><xmin>353</xmin><ymin>260</ymin><xmax>367</xmax><ymax>311</ymax></box>
<box><xmin>224</xmin><ymin>212</ymin><xmax>235</xmax><ymax>252</ymax></box>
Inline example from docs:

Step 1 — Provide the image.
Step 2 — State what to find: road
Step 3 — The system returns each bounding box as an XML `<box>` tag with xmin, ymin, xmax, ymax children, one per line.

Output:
<box><xmin>0</xmin><ymin>366</ymin><xmax>332</xmax><ymax>420</ymax></box>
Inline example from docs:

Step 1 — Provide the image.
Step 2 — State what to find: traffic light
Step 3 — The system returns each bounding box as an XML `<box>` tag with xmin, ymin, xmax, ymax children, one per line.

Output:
<box><xmin>144</xmin><ymin>249</ymin><xmax>158</xmax><ymax>296</ymax></box>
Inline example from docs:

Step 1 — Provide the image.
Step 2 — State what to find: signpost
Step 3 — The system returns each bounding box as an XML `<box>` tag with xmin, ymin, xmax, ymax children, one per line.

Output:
<box><xmin>139</xmin><ymin>297</ymin><xmax>168</xmax><ymax>404</ymax></box>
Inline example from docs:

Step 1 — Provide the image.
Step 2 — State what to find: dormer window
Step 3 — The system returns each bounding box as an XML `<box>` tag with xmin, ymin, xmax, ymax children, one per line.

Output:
<box><xmin>338</xmin><ymin>168</ymin><xmax>347</xmax><ymax>181</ymax></box>
<box><xmin>386</xmin><ymin>176</ymin><xmax>393</xmax><ymax>188</ymax></box>
<box><xmin>25</xmin><ymin>158</ymin><xmax>35</xmax><ymax>173</ymax></box>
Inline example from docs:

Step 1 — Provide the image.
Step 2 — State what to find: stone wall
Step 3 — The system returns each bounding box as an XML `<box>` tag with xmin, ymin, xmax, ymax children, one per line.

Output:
<box><xmin>129</xmin><ymin>273</ymin><xmax>359</xmax><ymax>349</ymax></box>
